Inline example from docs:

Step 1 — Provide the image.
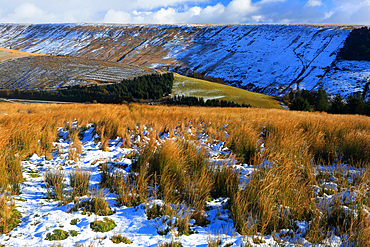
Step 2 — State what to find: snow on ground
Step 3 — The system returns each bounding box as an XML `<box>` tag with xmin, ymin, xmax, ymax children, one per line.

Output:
<box><xmin>0</xmin><ymin>121</ymin><xmax>361</xmax><ymax>246</ymax></box>
<box><xmin>0</xmin><ymin>122</ymin><xmax>258</xmax><ymax>247</ymax></box>
<box><xmin>321</xmin><ymin>60</ymin><xmax>370</xmax><ymax>98</ymax></box>
<box><xmin>174</xmin><ymin>25</ymin><xmax>350</xmax><ymax>95</ymax></box>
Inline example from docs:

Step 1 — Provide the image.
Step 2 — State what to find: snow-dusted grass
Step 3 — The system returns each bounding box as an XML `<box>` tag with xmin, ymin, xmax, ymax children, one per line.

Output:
<box><xmin>1</xmin><ymin>103</ymin><xmax>370</xmax><ymax>246</ymax></box>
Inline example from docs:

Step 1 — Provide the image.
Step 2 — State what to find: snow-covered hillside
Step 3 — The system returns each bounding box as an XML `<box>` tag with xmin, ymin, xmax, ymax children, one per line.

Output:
<box><xmin>0</xmin><ymin>23</ymin><xmax>368</xmax><ymax>96</ymax></box>
<box><xmin>0</xmin><ymin>55</ymin><xmax>155</xmax><ymax>90</ymax></box>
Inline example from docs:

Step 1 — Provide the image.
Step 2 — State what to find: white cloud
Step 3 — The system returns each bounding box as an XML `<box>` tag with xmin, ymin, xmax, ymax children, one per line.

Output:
<box><xmin>227</xmin><ymin>0</ymin><xmax>258</xmax><ymax>14</ymax></box>
<box><xmin>189</xmin><ymin>6</ymin><xmax>202</xmax><ymax>16</ymax></box>
<box><xmin>323</xmin><ymin>0</ymin><xmax>370</xmax><ymax>24</ymax></box>
<box><xmin>102</xmin><ymin>2</ymin><xmax>227</xmax><ymax>24</ymax></box>
<box><xmin>0</xmin><ymin>0</ymin><xmax>210</xmax><ymax>23</ymax></box>
<box><xmin>15</xmin><ymin>3</ymin><xmax>45</xmax><ymax>19</ymax></box>
<box><xmin>103</xmin><ymin>10</ymin><xmax>131</xmax><ymax>23</ymax></box>
<box><xmin>204</xmin><ymin>3</ymin><xmax>225</xmax><ymax>15</ymax></box>
<box><xmin>0</xmin><ymin>0</ymin><xmax>370</xmax><ymax>25</ymax></box>
<box><xmin>134</xmin><ymin>0</ymin><xmax>208</xmax><ymax>10</ymax></box>
<box><xmin>0</xmin><ymin>3</ymin><xmax>58</xmax><ymax>23</ymax></box>
<box><xmin>305</xmin><ymin>0</ymin><xmax>323</xmax><ymax>7</ymax></box>
<box><xmin>258</xmin><ymin>0</ymin><xmax>286</xmax><ymax>4</ymax></box>
<box><xmin>152</xmin><ymin>8</ymin><xmax>178</xmax><ymax>23</ymax></box>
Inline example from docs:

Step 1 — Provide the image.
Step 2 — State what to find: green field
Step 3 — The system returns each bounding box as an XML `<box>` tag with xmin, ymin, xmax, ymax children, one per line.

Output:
<box><xmin>172</xmin><ymin>74</ymin><xmax>283</xmax><ymax>109</ymax></box>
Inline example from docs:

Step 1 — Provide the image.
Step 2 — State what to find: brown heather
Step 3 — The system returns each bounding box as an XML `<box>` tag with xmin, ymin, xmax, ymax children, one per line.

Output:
<box><xmin>1</xmin><ymin>103</ymin><xmax>370</xmax><ymax>243</ymax></box>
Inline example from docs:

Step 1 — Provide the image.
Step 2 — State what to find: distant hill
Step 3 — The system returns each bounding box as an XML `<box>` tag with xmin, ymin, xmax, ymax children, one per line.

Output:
<box><xmin>0</xmin><ymin>48</ymin><xmax>282</xmax><ymax>108</ymax></box>
<box><xmin>0</xmin><ymin>50</ymin><xmax>155</xmax><ymax>90</ymax></box>
<box><xmin>2</xmin><ymin>23</ymin><xmax>370</xmax><ymax>97</ymax></box>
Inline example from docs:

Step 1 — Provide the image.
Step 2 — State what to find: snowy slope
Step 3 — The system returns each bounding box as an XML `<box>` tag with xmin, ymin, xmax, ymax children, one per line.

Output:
<box><xmin>173</xmin><ymin>25</ymin><xmax>350</xmax><ymax>95</ymax></box>
<box><xmin>0</xmin><ymin>23</ymin><xmax>367</xmax><ymax>96</ymax></box>
<box><xmin>0</xmin><ymin>55</ymin><xmax>155</xmax><ymax>90</ymax></box>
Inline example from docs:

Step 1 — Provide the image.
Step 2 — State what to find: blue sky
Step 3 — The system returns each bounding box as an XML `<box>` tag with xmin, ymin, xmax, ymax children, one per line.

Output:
<box><xmin>0</xmin><ymin>0</ymin><xmax>369</xmax><ymax>25</ymax></box>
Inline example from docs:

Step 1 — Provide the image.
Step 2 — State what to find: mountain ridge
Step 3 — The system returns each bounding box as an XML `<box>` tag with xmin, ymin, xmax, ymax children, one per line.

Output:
<box><xmin>0</xmin><ymin>23</ymin><xmax>368</xmax><ymax>97</ymax></box>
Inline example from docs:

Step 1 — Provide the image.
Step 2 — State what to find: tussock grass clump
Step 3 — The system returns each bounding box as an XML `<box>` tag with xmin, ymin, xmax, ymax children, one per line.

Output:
<box><xmin>69</xmin><ymin>167</ymin><xmax>91</xmax><ymax>197</ymax></box>
<box><xmin>44</xmin><ymin>169</ymin><xmax>65</xmax><ymax>200</ymax></box>
<box><xmin>110</xmin><ymin>234</ymin><xmax>132</xmax><ymax>244</ymax></box>
<box><xmin>69</xmin><ymin>230</ymin><xmax>79</xmax><ymax>237</ymax></box>
<box><xmin>90</xmin><ymin>189</ymin><xmax>114</xmax><ymax>216</ymax></box>
<box><xmin>147</xmin><ymin>203</ymin><xmax>174</xmax><ymax>220</ymax></box>
<box><xmin>133</xmin><ymin>140</ymin><xmax>215</xmax><ymax>233</ymax></box>
<box><xmin>0</xmin><ymin>194</ymin><xmax>21</xmax><ymax>234</ymax></box>
<box><xmin>211</xmin><ymin>161</ymin><xmax>239</xmax><ymax>200</ymax></box>
<box><xmin>226</xmin><ymin>124</ymin><xmax>260</xmax><ymax>164</ymax></box>
<box><xmin>45</xmin><ymin>229</ymin><xmax>69</xmax><ymax>241</ymax></box>
<box><xmin>229</xmin><ymin>153</ymin><xmax>316</xmax><ymax>236</ymax></box>
<box><xmin>134</xmin><ymin>140</ymin><xmax>214</xmax><ymax>212</ymax></box>
<box><xmin>68</xmin><ymin>130</ymin><xmax>83</xmax><ymax>161</ymax></box>
<box><xmin>174</xmin><ymin>211</ymin><xmax>193</xmax><ymax>236</ymax></box>
<box><xmin>121</xmin><ymin>131</ymin><xmax>132</xmax><ymax>148</ymax></box>
<box><xmin>113</xmin><ymin>165</ymin><xmax>148</xmax><ymax>207</ymax></box>
<box><xmin>7</xmin><ymin>156</ymin><xmax>23</xmax><ymax>195</ymax></box>
<box><xmin>157</xmin><ymin>240</ymin><xmax>183</xmax><ymax>247</ymax></box>
<box><xmin>99</xmin><ymin>162</ymin><xmax>115</xmax><ymax>190</ymax></box>
<box><xmin>70</xmin><ymin>218</ymin><xmax>79</xmax><ymax>225</ymax></box>
<box><xmin>90</xmin><ymin>217</ymin><xmax>116</xmax><ymax>232</ymax></box>
<box><xmin>68</xmin><ymin>190</ymin><xmax>114</xmax><ymax>216</ymax></box>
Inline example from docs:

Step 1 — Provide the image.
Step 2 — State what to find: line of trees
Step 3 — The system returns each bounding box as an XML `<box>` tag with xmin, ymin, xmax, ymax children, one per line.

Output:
<box><xmin>166</xmin><ymin>95</ymin><xmax>251</xmax><ymax>108</ymax></box>
<box><xmin>286</xmin><ymin>88</ymin><xmax>370</xmax><ymax>116</ymax></box>
<box><xmin>0</xmin><ymin>73</ymin><xmax>174</xmax><ymax>104</ymax></box>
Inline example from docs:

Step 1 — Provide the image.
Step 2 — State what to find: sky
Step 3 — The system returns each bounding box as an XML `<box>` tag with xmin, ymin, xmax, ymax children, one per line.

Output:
<box><xmin>0</xmin><ymin>0</ymin><xmax>369</xmax><ymax>25</ymax></box>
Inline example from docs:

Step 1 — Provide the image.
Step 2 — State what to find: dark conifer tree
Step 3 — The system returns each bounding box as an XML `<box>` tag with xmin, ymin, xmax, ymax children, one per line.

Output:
<box><xmin>347</xmin><ymin>92</ymin><xmax>366</xmax><ymax>114</ymax></box>
<box><xmin>289</xmin><ymin>97</ymin><xmax>311</xmax><ymax>111</ymax></box>
<box><xmin>315</xmin><ymin>88</ymin><xmax>329</xmax><ymax>112</ymax></box>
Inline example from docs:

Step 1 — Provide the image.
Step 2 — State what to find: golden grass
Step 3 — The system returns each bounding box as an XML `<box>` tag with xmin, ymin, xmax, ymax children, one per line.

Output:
<box><xmin>69</xmin><ymin>167</ymin><xmax>91</xmax><ymax>197</ymax></box>
<box><xmin>172</xmin><ymin>74</ymin><xmax>282</xmax><ymax>109</ymax></box>
<box><xmin>44</xmin><ymin>169</ymin><xmax>65</xmax><ymax>200</ymax></box>
<box><xmin>0</xmin><ymin>48</ymin><xmax>42</xmax><ymax>62</ymax></box>
<box><xmin>0</xmin><ymin>102</ymin><xmax>368</xmax><ymax>191</ymax></box>
<box><xmin>1</xmin><ymin>102</ymin><xmax>370</xmax><ymax>243</ymax></box>
<box><xmin>0</xmin><ymin>193</ymin><xmax>21</xmax><ymax>234</ymax></box>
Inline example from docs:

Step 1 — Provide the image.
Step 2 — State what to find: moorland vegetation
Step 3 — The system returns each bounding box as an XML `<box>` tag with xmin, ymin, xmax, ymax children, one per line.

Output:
<box><xmin>0</xmin><ymin>103</ymin><xmax>370</xmax><ymax>245</ymax></box>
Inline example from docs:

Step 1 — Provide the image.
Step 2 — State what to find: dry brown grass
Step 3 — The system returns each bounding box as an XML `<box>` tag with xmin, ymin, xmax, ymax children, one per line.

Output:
<box><xmin>0</xmin><ymin>48</ymin><xmax>41</xmax><ymax>62</ymax></box>
<box><xmin>113</xmin><ymin>169</ymin><xmax>148</xmax><ymax>207</ymax></box>
<box><xmin>1</xmin><ymin>102</ymin><xmax>370</xmax><ymax>243</ymax></box>
<box><xmin>44</xmin><ymin>168</ymin><xmax>65</xmax><ymax>200</ymax></box>
<box><xmin>0</xmin><ymin>193</ymin><xmax>21</xmax><ymax>234</ymax></box>
<box><xmin>69</xmin><ymin>167</ymin><xmax>91</xmax><ymax>197</ymax></box>
<box><xmin>68</xmin><ymin>130</ymin><xmax>83</xmax><ymax>161</ymax></box>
